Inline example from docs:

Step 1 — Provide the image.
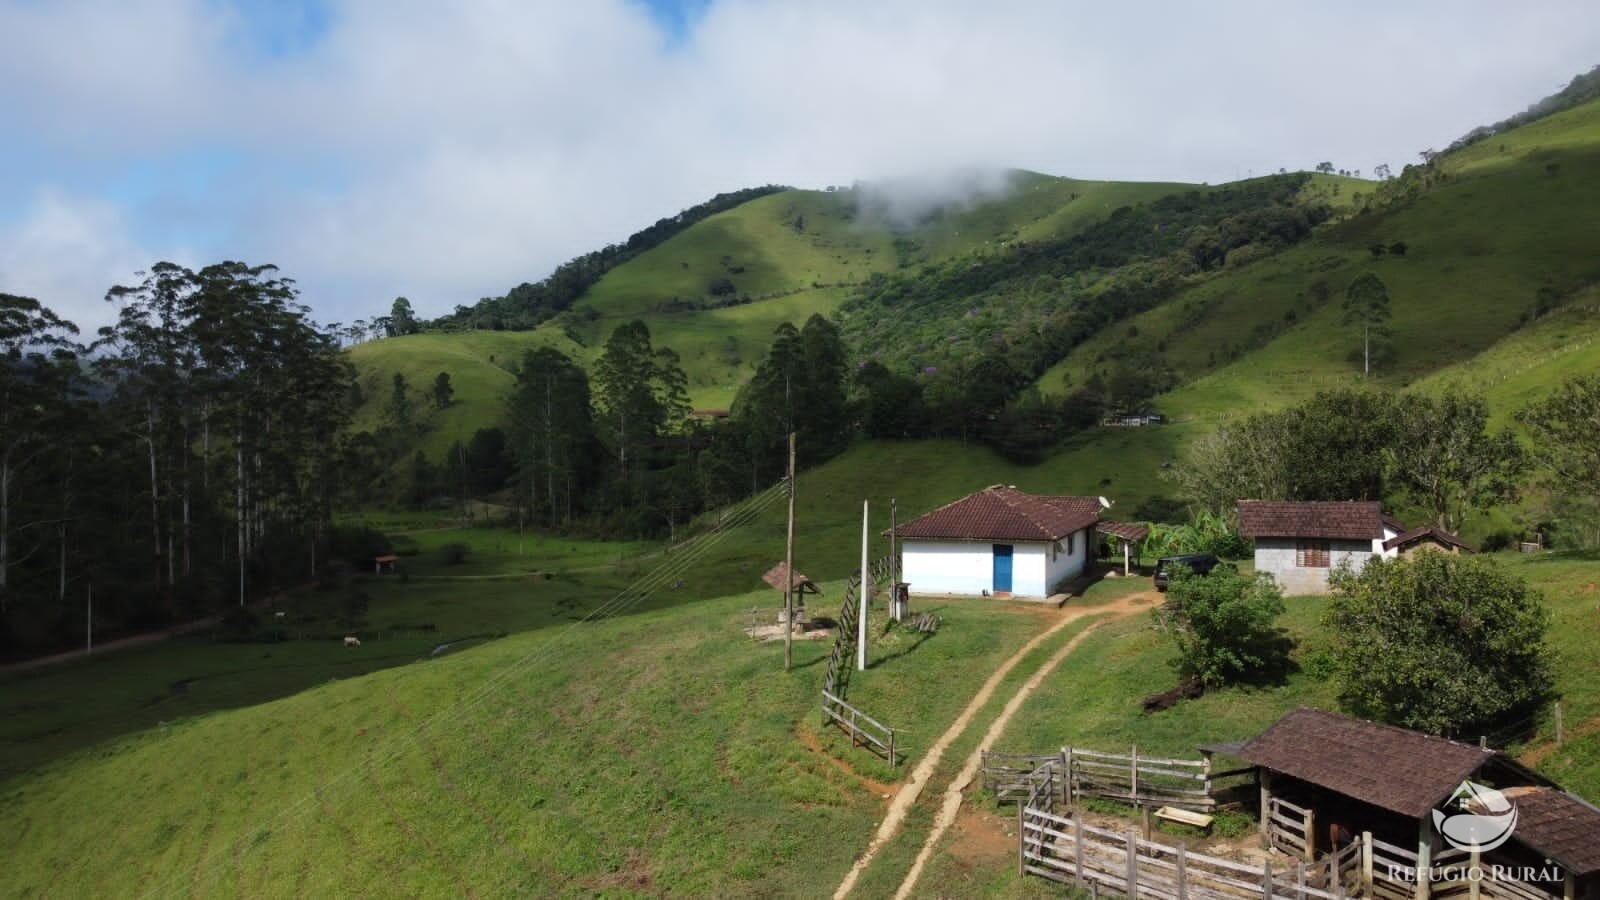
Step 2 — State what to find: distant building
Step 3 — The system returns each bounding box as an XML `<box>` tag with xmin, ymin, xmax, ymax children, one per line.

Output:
<box><xmin>888</xmin><ymin>485</ymin><xmax>1101</xmax><ymax>598</ymax></box>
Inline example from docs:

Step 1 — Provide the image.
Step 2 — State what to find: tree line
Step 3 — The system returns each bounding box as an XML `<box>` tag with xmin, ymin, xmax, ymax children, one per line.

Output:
<box><xmin>1</xmin><ymin>265</ymin><xmax>358</xmax><ymax>655</ymax></box>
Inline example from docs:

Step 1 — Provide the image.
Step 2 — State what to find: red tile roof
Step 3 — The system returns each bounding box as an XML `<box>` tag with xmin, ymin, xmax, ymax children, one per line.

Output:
<box><xmin>1236</xmin><ymin>500</ymin><xmax>1384</xmax><ymax>540</ymax></box>
<box><xmin>1383</xmin><ymin>525</ymin><xmax>1476</xmax><ymax>554</ymax></box>
<box><xmin>889</xmin><ymin>485</ymin><xmax>1101</xmax><ymax>543</ymax></box>
<box><xmin>1237</xmin><ymin>707</ymin><xmax>1494</xmax><ymax>818</ymax></box>
<box><xmin>1097</xmin><ymin>521</ymin><xmax>1150</xmax><ymax>542</ymax></box>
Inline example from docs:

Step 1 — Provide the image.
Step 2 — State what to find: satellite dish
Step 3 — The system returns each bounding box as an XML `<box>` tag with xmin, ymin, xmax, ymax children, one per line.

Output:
<box><xmin>1098</xmin><ymin>496</ymin><xmax>1113</xmax><ymax>510</ymax></box>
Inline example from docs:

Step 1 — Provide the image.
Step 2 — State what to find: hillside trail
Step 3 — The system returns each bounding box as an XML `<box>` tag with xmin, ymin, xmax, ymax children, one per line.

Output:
<box><xmin>831</xmin><ymin>590</ymin><xmax>1156</xmax><ymax>900</ymax></box>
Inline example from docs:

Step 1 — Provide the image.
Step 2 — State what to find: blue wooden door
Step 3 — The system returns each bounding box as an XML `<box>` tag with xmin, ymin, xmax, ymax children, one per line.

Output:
<box><xmin>992</xmin><ymin>544</ymin><xmax>1013</xmax><ymax>593</ymax></box>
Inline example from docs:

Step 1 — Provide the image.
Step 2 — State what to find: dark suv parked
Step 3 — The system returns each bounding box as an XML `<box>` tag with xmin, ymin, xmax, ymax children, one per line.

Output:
<box><xmin>1153</xmin><ymin>553</ymin><xmax>1219</xmax><ymax>591</ymax></box>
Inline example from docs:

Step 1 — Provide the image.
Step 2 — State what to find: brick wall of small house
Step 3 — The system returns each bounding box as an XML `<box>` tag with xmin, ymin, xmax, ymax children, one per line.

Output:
<box><xmin>1254</xmin><ymin>538</ymin><xmax>1373</xmax><ymax>595</ymax></box>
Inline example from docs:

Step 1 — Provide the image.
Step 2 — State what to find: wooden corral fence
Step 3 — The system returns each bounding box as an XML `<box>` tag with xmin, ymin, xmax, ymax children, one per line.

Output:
<box><xmin>1067</xmin><ymin>745</ymin><xmax>1255</xmax><ymax>812</ymax></box>
<box><xmin>1019</xmin><ymin>788</ymin><xmax>1355</xmax><ymax>900</ymax></box>
<box><xmin>821</xmin><ymin>689</ymin><xmax>898</xmax><ymax>766</ymax></box>
<box><xmin>1266</xmin><ymin>796</ymin><xmax>1318</xmax><ymax>862</ymax></box>
<box><xmin>981</xmin><ymin>751</ymin><xmax>1060</xmax><ymax>804</ymax></box>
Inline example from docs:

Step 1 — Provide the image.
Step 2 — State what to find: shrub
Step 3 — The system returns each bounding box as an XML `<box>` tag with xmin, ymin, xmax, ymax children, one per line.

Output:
<box><xmin>1157</xmin><ymin>568</ymin><xmax>1290</xmax><ymax>687</ymax></box>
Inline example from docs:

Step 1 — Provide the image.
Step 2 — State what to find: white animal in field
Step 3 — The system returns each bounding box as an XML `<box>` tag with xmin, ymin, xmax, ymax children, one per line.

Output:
<box><xmin>274</xmin><ymin>611</ymin><xmax>286</xmax><ymax>619</ymax></box>
<box><xmin>343</xmin><ymin>635</ymin><xmax>361</xmax><ymax>647</ymax></box>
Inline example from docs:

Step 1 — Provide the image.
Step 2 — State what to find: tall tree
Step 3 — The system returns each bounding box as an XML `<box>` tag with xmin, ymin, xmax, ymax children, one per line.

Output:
<box><xmin>1342</xmin><ymin>272</ymin><xmax>1392</xmax><ymax>376</ymax></box>
<box><xmin>0</xmin><ymin>295</ymin><xmax>81</xmax><ymax>618</ymax></box>
<box><xmin>593</xmin><ymin>321</ymin><xmax>685</xmax><ymax>483</ymax></box>
<box><xmin>507</xmin><ymin>347</ymin><xmax>595</xmax><ymax>524</ymax></box>
<box><xmin>388</xmin><ymin>297</ymin><xmax>418</xmax><ymax>336</ymax></box>
<box><xmin>432</xmin><ymin>371</ymin><xmax>454</xmax><ymax>409</ymax></box>
<box><xmin>1387</xmin><ymin>393</ymin><xmax>1524</xmax><ymax>531</ymax></box>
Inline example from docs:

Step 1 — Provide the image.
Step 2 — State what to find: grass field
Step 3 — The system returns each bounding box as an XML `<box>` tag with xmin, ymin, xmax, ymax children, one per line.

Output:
<box><xmin>0</xmin><ymin>568</ymin><xmax>1102</xmax><ymax>896</ymax></box>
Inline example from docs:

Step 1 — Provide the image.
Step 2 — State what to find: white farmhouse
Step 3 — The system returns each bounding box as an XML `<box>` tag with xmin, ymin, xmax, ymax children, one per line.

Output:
<box><xmin>1236</xmin><ymin>500</ymin><xmax>1406</xmax><ymax>595</ymax></box>
<box><xmin>889</xmin><ymin>485</ymin><xmax>1101</xmax><ymax>598</ymax></box>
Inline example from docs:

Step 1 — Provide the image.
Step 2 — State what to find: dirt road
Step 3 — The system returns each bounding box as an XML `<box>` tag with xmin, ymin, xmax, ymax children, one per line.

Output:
<box><xmin>832</xmin><ymin>591</ymin><xmax>1155</xmax><ymax>899</ymax></box>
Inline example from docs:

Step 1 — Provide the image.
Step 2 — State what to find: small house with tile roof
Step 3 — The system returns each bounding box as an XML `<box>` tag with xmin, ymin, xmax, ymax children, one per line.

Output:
<box><xmin>1237</xmin><ymin>500</ymin><xmax>1406</xmax><ymax>594</ymax></box>
<box><xmin>887</xmin><ymin>485</ymin><xmax>1103</xmax><ymax>598</ymax></box>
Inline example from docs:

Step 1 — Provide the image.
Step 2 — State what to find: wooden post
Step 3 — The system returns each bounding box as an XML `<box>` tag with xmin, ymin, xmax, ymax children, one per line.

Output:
<box><xmin>1298</xmin><ymin>861</ymin><xmax>1307</xmax><ymax>899</ymax></box>
<box><xmin>1142</xmin><ymin>803</ymin><xmax>1152</xmax><ymax>840</ymax></box>
<box><xmin>1060</xmin><ymin>749</ymin><xmax>1070</xmax><ymax>808</ymax></box>
<box><xmin>1127</xmin><ymin>828</ymin><xmax>1139</xmax><ymax>900</ymax></box>
<box><xmin>1565</xmin><ymin>869</ymin><xmax>1576</xmax><ymax>900</ymax></box>
<box><xmin>1124</xmin><ymin>539</ymin><xmax>1131</xmax><ymax>577</ymax></box>
<box><xmin>1065</xmin><ymin>745</ymin><xmax>1075</xmax><ymax>806</ymax></box>
<box><xmin>1074</xmin><ymin>814</ymin><xmax>1085</xmax><ymax>888</ymax></box>
<box><xmin>1416</xmin><ymin>817</ymin><xmax>1432</xmax><ymax>900</ymax></box>
<box><xmin>1468</xmin><ymin>848</ymin><xmax>1480</xmax><ymax>900</ymax></box>
<box><xmin>784</xmin><ymin>432</ymin><xmax>796</xmax><ymax>672</ymax></box>
<box><xmin>1177</xmin><ymin>843</ymin><xmax>1187</xmax><ymax>900</ymax></box>
<box><xmin>1262</xmin><ymin>861</ymin><xmax>1273</xmax><ymax>900</ymax></box>
<box><xmin>1017</xmin><ymin>801</ymin><xmax>1025</xmax><ymax>877</ymax></box>
<box><xmin>1361</xmin><ymin>832</ymin><xmax>1374</xmax><ymax>896</ymax></box>
<box><xmin>1304</xmin><ymin>807</ymin><xmax>1316</xmax><ymax>864</ymax></box>
<box><xmin>1556</xmin><ymin>701</ymin><xmax>1564</xmax><ymax>744</ymax></box>
<box><xmin>1131</xmin><ymin>744</ymin><xmax>1140</xmax><ymax>804</ymax></box>
<box><xmin>889</xmin><ymin>728</ymin><xmax>896</xmax><ymax>767</ymax></box>
<box><xmin>1260</xmin><ymin>770</ymin><xmax>1274</xmax><ymax>837</ymax></box>
<box><xmin>1203</xmin><ymin>753</ymin><xmax>1212</xmax><ymax>801</ymax></box>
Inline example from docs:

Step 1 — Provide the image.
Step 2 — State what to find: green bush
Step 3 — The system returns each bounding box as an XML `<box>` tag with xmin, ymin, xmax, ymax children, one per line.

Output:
<box><xmin>1158</xmin><ymin>568</ymin><xmax>1291</xmax><ymax>687</ymax></box>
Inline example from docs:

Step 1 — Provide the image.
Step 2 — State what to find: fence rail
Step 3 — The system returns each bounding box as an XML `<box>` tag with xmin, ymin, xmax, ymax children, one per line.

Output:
<box><xmin>821</xmin><ymin>689</ymin><xmax>898</xmax><ymax>766</ymax></box>
<box><xmin>1020</xmin><ymin>801</ymin><xmax>1350</xmax><ymax>900</ymax></box>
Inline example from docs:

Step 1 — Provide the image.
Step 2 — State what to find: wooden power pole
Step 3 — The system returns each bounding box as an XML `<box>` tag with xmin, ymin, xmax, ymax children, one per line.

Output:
<box><xmin>784</xmin><ymin>432</ymin><xmax>796</xmax><ymax>672</ymax></box>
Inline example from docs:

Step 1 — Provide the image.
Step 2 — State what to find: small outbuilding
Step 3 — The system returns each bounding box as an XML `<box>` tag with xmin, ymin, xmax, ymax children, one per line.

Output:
<box><xmin>1236</xmin><ymin>500</ymin><xmax>1404</xmax><ymax>595</ymax></box>
<box><xmin>1384</xmin><ymin>524</ymin><xmax>1477</xmax><ymax>558</ymax></box>
<box><xmin>374</xmin><ymin>554</ymin><xmax>399</xmax><ymax>575</ymax></box>
<box><xmin>888</xmin><ymin>485</ymin><xmax>1101</xmax><ymax>598</ymax></box>
<box><xmin>1238</xmin><ymin>707</ymin><xmax>1600</xmax><ymax>899</ymax></box>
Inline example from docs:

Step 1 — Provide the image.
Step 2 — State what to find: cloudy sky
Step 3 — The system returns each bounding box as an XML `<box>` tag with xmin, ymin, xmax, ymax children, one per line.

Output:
<box><xmin>2</xmin><ymin>0</ymin><xmax>1597</xmax><ymax>330</ymax></box>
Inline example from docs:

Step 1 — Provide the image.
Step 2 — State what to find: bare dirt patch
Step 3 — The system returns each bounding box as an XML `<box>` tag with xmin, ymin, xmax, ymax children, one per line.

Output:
<box><xmin>797</xmin><ymin>723</ymin><xmax>899</xmax><ymax>798</ymax></box>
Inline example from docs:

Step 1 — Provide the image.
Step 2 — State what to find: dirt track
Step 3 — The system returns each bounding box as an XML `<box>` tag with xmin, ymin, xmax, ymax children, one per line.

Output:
<box><xmin>832</xmin><ymin>591</ymin><xmax>1156</xmax><ymax>899</ymax></box>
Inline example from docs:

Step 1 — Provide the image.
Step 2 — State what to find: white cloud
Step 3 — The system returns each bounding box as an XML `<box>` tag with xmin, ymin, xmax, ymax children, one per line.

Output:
<box><xmin>1</xmin><ymin>0</ymin><xmax>1598</xmax><ymax>325</ymax></box>
<box><xmin>0</xmin><ymin>189</ymin><xmax>172</xmax><ymax>332</ymax></box>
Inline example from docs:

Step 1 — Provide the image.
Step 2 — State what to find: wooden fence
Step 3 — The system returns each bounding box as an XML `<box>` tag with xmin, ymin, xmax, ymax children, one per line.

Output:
<box><xmin>1067</xmin><ymin>745</ymin><xmax>1255</xmax><ymax>812</ymax></box>
<box><xmin>981</xmin><ymin>751</ymin><xmax>1059</xmax><ymax>803</ymax></box>
<box><xmin>821</xmin><ymin>689</ymin><xmax>898</xmax><ymax>766</ymax></box>
<box><xmin>1267</xmin><ymin>796</ymin><xmax>1317</xmax><ymax>862</ymax></box>
<box><xmin>1020</xmin><ymin>800</ymin><xmax>1353</xmax><ymax>900</ymax></box>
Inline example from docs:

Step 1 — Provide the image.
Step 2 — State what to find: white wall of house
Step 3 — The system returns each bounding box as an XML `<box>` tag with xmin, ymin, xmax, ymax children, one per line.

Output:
<box><xmin>902</xmin><ymin>540</ymin><xmax>998</xmax><ymax>596</ymax></box>
<box><xmin>902</xmin><ymin>528</ymin><xmax>1090</xmax><ymax>597</ymax></box>
<box><xmin>1254</xmin><ymin>538</ymin><xmax>1373</xmax><ymax>595</ymax></box>
<box><xmin>1043</xmin><ymin>529</ymin><xmax>1090</xmax><ymax>593</ymax></box>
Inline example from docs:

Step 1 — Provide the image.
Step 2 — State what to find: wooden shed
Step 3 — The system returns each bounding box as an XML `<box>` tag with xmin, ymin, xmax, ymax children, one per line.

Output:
<box><xmin>1238</xmin><ymin>707</ymin><xmax>1600</xmax><ymax>899</ymax></box>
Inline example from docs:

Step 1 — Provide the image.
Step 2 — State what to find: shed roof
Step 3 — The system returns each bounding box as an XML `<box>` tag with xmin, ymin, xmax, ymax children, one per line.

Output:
<box><xmin>1383</xmin><ymin>525</ymin><xmax>1477</xmax><ymax>554</ymax></box>
<box><xmin>1503</xmin><ymin>788</ymin><xmax>1600</xmax><ymax>875</ymax></box>
<box><xmin>1236</xmin><ymin>500</ymin><xmax>1384</xmax><ymax>541</ymax></box>
<box><xmin>1237</xmin><ymin>707</ymin><xmax>1494</xmax><ymax>818</ymax></box>
<box><xmin>374</xmin><ymin>555</ymin><xmax>399</xmax><ymax>563</ymax></box>
<box><xmin>889</xmin><ymin>485</ymin><xmax>1100</xmax><ymax>543</ymax></box>
<box><xmin>1097</xmin><ymin>521</ymin><xmax>1150</xmax><ymax>542</ymax></box>
<box><xmin>762</xmin><ymin>562</ymin><xmax>820</xmax><ymax>594</ymax></box>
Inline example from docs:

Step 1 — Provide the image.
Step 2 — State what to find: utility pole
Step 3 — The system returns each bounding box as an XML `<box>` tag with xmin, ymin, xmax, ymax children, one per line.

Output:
<box><xmin>86</xmin><ymin>583</ymin><xmax>92</xmax><ymax>653</ymax></box>
<box><xmin>858</xmin><ymin>500</ymin><xmax>869</xmax><ymax>672</ymax></box>
<box><xmin>784</xmin><ymin>432</ymin><xmax>796</xmax><ymax>672</ymax></box>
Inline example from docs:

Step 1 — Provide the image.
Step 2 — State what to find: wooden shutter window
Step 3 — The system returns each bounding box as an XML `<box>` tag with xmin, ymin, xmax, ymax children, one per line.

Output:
<box><xmin>1296</xmin><ymin>540</ymin><xmax>1330</xmax><ymax>568</ymax></box>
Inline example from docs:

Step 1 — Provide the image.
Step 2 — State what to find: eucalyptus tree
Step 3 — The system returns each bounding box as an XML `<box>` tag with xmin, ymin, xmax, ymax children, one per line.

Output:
<box><xmin>507</xmin><ymin>346</ymin><xmax>595</xmax><ymax>524</ymax></box>
<box><xmin>0</xmin><ymin>294</ymin><xmax>81</xmax><ymax>618</ymax></box>
<box><xmin>593</xmin><ymin>320</ymin><xmax>687</xmax><ymax>483</ymax></box>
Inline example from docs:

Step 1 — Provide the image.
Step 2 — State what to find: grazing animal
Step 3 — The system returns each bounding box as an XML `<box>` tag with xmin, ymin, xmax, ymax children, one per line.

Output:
<box><xmin>274</xmin><ymin>611</ymin><xmax>286</xmax><ymax>619</ymax></box>
<box><xmin>343</xmin><ymin>636</ymin><xmax>361</xmax><ymax>647</ymax></box>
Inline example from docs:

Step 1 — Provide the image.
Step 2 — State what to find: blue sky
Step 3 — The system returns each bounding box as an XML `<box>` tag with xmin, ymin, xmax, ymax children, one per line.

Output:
<box><xmin>2</xmin><ymin>0</ymin><xmax>1598</xmax><ymax>331</ymax></box>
